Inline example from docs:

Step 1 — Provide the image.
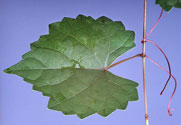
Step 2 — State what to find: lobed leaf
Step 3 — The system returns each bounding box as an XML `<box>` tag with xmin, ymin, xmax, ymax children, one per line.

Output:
<box><xmin>4</xmin><ymin>15</ymin><xmax>138</xmax><ymax>118</ymax></box>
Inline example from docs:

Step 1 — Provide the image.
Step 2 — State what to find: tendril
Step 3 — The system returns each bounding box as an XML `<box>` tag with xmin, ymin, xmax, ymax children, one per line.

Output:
<box><xmin>145</xmin><ymin>39</ymin><xmax>171</xmax><ymax>95</ymax></box>
<box><xmin>146</xmin><ymin>56</ymin><xmax>177</xmax><ymax>116</ymax></box>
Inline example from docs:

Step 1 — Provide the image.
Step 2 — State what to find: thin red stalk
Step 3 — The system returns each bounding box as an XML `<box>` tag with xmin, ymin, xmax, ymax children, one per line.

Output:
<box><xmin>145</xmin><ymin>39</ymin><xmax>171</xmax><ymax>95</ymax></box>
<box><xmin>104</xmin><ymin>54</ymin><xmax>141</xmax><ymax>70</ymax></box>
<box><xmin>146</xmin><ymin>56</ymin><xmax>177</xmax><ymax>116</ymax></box>
<box><xmin>144</xmin><ymin>9</ymin><xmax>163</xmax><ymax>40</ymax></box>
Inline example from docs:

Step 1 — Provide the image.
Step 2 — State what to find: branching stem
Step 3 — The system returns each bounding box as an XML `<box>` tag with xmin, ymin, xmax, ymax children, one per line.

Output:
<box><xmin>142</xmin><ymin>0</ymin><xmax>149</xmax><ymax>125</ymax></box>
<box><xmin>104</xmin><ymin>54</ymin><xmax>141</xmax><ymax>70</ymax></box>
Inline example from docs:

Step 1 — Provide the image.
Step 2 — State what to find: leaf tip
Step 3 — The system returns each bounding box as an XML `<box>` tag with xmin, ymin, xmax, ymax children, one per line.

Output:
<box><xmin>96</xmin><ymin>16</ymin><xmax>113</xmax><ymax>24</ymax></box>
<box><xmin>3</xmin><ymin>68</ymin><xmax>12</xmax><ymax>74</ymax></box>
<box><xmin>76</xmin><ymin>114</ymin><xmax>86</xmax><ymax>119</ymax></box>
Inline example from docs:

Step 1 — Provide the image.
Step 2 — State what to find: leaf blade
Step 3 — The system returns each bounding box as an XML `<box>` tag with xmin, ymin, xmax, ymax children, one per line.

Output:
<box><xmin>4</xmin><ymin>15</ymin><xmax>138</xmax><ymax>118</ymax></box>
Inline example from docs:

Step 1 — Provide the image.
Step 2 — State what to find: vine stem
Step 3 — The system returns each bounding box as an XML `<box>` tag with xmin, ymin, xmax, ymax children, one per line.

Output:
<box><xmin>142</xmin><ymin>0</ymin><xmax>149</xmax><ymax>125</ymax></box>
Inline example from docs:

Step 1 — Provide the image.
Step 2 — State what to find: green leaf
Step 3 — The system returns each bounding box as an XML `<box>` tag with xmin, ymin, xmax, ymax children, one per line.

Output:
<box><xmin>4</xmin><ymin>15</ymin><xmax>138</xmax><ymax>118</ymax></box>
<box><xmin>156</xmin><ymin>0</ymin><xmax>181</xmax><ymax>12</ymax></box>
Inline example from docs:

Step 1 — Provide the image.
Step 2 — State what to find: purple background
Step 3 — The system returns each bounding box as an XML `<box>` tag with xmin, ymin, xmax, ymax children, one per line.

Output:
<box><xmin>1</xmin><ymin>0</ymin><xmax>181</xmax><ymax>125</ymax></box>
